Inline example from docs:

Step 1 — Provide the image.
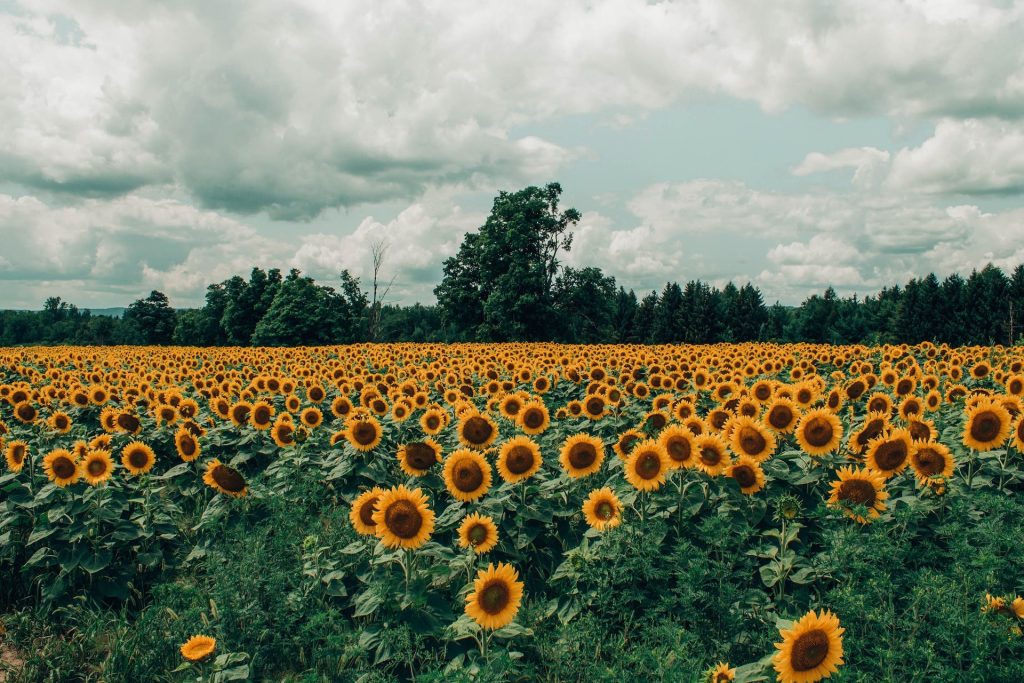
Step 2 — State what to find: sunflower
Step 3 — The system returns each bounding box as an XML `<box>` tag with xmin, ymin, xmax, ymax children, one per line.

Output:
<box><xmin>726</xmin><ymin>456</ymin><xmax>766</xmax><ymax>495</ymax></box>
<box><xmin>397</xmin><ymin>439</ymin><xmax>442</xmax><ymax>476</ymax></box>
<box><xmin>271</xmin><ymin>415</ymin><xmax>296</xmax><ymax>448</ymax></box>
<box><xmin>43</xmin><ymin>448</ymin><xmax>80</xmax><ymax>486</ymax></box>
<box><xmin>518</xmin><ymin>401</ymin><xmax>550</xmax><ymax>435</ymax></box>
<box><xmin>229</xmin><ymin>401</ymin><xmax>252</xmax><ymax>427</ymax></box>
<box><xmin>443</xmin><ymin>449</ymin><xmax>493</xmax><ymax>502</ymax></box>
<box><xmin>82</xmin><ymin>449</ymin><xmax>114</xmax><ymax>486</ymax></box>
<box><xmin>613</xmin><ymin>429</ymin><xmax>644</xmax><ymax>460</ymax></box>
<box><xmin>13</xmin><ymin>401</ymin><xmax>38</xmax><ymax>424</ymax></box>
<box><xmin>624</xmin><ymin>440</ymin><xmax>670</xmax><ymax>491</ymax></box>
<box><xmin>420</xmin><ymin>407</ymin><xmax>447</xmax><ymax>435</ymax></box>
<box><xmin>795</xmin><ymin>409</ymin><xmax>843</xmax><ymax>457</ymax></box>
<box><xmin>300</xmin><ymin>406</ymin><xmax>323</xmax><ymax>429</ymax></box>
<box><xmin>499</xmin><ymin>394</ymin><xmax>525</xmax><ymax>421</ymax></box>
<box><xmin>558</xmin><ymin>433</ymin><xmax>605</xmax><ymax>478</ymax></box>
<box><xmin>864</xmin><ymin>429</ymin><xmax>913</xmax><ymax>478</ymax></box>
<box><xmin>345</xmin><ymin>416</ymin><xmax>383</xmax><ymax>452</ymax></box>
<box><xmin>115</xmin><ymin>411</ymin><xmax>142</xmax><ymax>434</ymax></box>
<box><xmin>694</xmin><ymin>434</ymin><xmax>732</xmax><ymax>476</ymax></box>
<box><xmin>174</xmin><ymin>427</ymin><xmax>201</xmax><ymax>462</ymax></box>
<box><xmin>465</xmin><ymin>562</ymin><xmax>524</xmax><ymax>630</ymax></box>
<box><xmin>582</xmin><ymin>394</ymin><xmax>607</xmax><ymax>420</ymax></box>
<box><xmin>707</xmin><ymin>662</ymin><xmax>736</xmax><ymax>683</ymax></box>
<box><xmin>203</xmin><ymin>459</ymin><xmax>248</xmax><ymax>498</ymax></box>
<box><xmin>458</xmin><ymin>512</ymin><xmax>499</xmax><ymax>554</ymax></box>
<box><xmin>909</xmin><ymin>441</ymin><xmax>953</xmax><ymax>483</ymax></box>
<box><xmin>963</xmin><ymin>400</ymin><xmax>1011</xmax><ymax>451</ymax></box>
<box><xmin>656</xmin><ymin>425</ymin><xmax>694</xmax><ymax>469</ymax></box>
<box><xmin>349</xmin><ymin>487</ymin><xmax>385</xmax><ymax>536</ymax></box>
<box><xmin>121</xmin><ymin>441</ymin><xmax>156</xmax><ymax>476</ymax></box>
<box><xmin>457</xmin><ymin>412</ymin><xmax>498</xmax><ymax>450</ymax></box>
<box><xmin>47</xmin><ymin>411</ymin><xmax>72</xmax><ymax>434</ymax></box>
<box><xmin>764</xmin><ymin>398</ymin><xmax>800</xmax><ymax>433</ymax></box>
<box><xmin>729</xmin><ymin>415</ymin><xmax>776</xmax><ymax>462</ymax></box>
<box><xmin>582</xmin><ymin>487</ymin><xmax>623</xmax><ymax>531</ymax></box>
<box><xmin>372</xmin><ymin>485</ymin><xmax>435</xmax><ymax>549</ymax></box>
<box><xmin>772</xmin><ymin>609</ymin><xmax>844</xmax><ymax>683</ymax></box>
<box><xmin>250</xmin><ymin>401</ymin><xmax>275</xmax><ymax>430</ymax></box>
<box><xmin>180</xmin><ymin>635</ymin><xmax>216</xmax><ymax>662</ymax></box>
<box><xmin>497</xmin><ymin>436</ymin><xmax>542</xmax><ymax>483</ymax></box>
<box><xmin>848</xmin><ymin>411</ymin><xmax>890</xmax><ymax>456</ymax></box>
<box><xmin>828</xmin><ymin>466</ymin><xmax>888</xmax><ymax>523</ymax></box>
<box><xmin>4</xmin><ymin>440</ymin><xmax>28</xmax><ymax>472</ymax></box>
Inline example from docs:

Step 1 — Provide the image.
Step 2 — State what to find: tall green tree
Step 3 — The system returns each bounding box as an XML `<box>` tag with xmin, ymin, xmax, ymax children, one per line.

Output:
<box><xmin>124</xmin><ymin>291</ymin><xmax>176</xmax><ymax>345</ymax></box>
<box><xmin>552</xmin><ymin>266</ymin><xmax>617</xmax><ymax>343</ymax></box>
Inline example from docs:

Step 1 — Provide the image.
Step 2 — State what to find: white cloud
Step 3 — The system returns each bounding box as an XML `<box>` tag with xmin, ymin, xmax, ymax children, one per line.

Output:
<box><xmin>793</xmin><ymin>147</ymin><xmax>891</xmax><ymax>188</ymax></box>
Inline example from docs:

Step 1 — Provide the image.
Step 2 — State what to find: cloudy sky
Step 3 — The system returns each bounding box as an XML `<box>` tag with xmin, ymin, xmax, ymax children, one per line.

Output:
<box><xmin>3</xmin><ymin>0</ymin><xmax>1024</xmax><ymax>310</ymax></box>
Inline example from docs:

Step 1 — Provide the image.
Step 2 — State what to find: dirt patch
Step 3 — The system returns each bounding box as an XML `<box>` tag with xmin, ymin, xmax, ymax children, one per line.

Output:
<box><xmin>0</xmin><ymin>638</ymin><xmax>25</xmax><ymax>682</ymax></box>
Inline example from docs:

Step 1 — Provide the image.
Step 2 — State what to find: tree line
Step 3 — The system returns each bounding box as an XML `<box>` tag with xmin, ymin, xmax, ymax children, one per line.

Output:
<box><xmin>2</xmin><ymin>182</ymin><xmax>1024</xmax><ymax>347</ymax></box>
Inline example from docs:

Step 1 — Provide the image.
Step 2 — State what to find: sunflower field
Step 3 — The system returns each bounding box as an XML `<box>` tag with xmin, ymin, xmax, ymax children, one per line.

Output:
<box><xmin>2</xmin><ymin>342</ymin><xmax>1024</xmax><ymax>682</ymax></box>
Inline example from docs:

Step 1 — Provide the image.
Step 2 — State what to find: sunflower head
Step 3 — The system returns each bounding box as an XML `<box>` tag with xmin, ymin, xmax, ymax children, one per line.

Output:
<box><xmin>180</xmin><ymin>635</ymin><xmax>216</xmax><ymax>662</ymax></box>
<box><xmin>397</xmin><ymin>439</ymin><xmax>443</xmax><ymax>476</ymax></box>
<box><xmin>963</xmin><ymin>400</ymin><xmax>1011</xmax><ymax>451</ymax></box>
<box><xmin>624</xmin><ymin>440</ymin><xmax>670</xmax><ymax>491</ymax></box>
<box><xmin>517</xmin><ymin>401</ymin><xmax>550</xmax><ymax>435</ymax></box>
<box><xmin>559</xmin><ymin>433</ymin><xmax>605</xmax><ymax>478</ymax></box>
<box><xmin>4</xmin><ymin>440</ymin><xmax>28</xmax><ymax>473</ymax></box>
<box><xmin>458</xmin><ymin>512</ymin><xmax>499</xmax><ymax>554</ymax></box>
<box><xmin>458</xmin><ymin>412</ymin><xmax>498</xmax><ymax>449</ymax></box>
<box><xmin>203</xmin><ymin>459</ymin><xmax>248</xmax><ymax>498</ymax></box>
<box><xmin>795</xmin><ymin>408</ymin><xmax>843</xmax><ymax>457</ymax></box>
<box><xmin>582</xmin><ymin>487</ymin><xmax>622</xmax><ymax>531</ymax></box>
<box><xmin>443</xmin><ymin>449</ymin><xmax>493</xmax><ymax>502</ymax></box>
<box><xmin>345</xmin><ymin>416</ymin><xmax>383</xmax><ymax>452</ymax></box>
<box><xmin>43</xmin><ymin>448</ymin><xmax>80</xmax><ymax>486</ymax></box>
<box><xmin>772</xmin><ymin>609</ymin><xmax>844</xmax><ymax>683</ymax></box>
<box><xmin>828</xmin><ymin>466</ymin><xmax>888</xmax><ymax>523</ymax></box>
<box><xmin>727</xmin><ymin>456</ymin><xmax>766</xmax><ymax>495</ymax></box>
<box><xmin>465</xmin><ymin>562</ymin><xmax>524</xmax><ymax>630</ymax></box>
<box><xmin>372</xmin><ymin>485</ymin><xmax>435</xmax><ymax>549</ymax></box>
<box><xmin>349</xmin><ymin>487</ymin><xmax>385</xmax><ymax>536</ymax></box>
<box><xmin>121</xmin><ymin>441</ymin><xmax>156</xmax><ymax>476</ymax></box>
<box><xmin>497</xmin><ymin>436</ymin><xmax>542</xmax><ymax>483</ymax></box>
<box><xmin>82</xmin><ymin>449</ymin><xmax>115</xmax><ymax>486</ymax></box>
<box><xmin>865</xmin><ymin>429</ymin><xmax>913</xmax><ymax>478</ymax></box>
<box><xmin>729</xmin><ymin>415</ymin><xmax>776</xmax><ymax>461</ymax></box>
<box><xmin>694</xmin><ymin>434</ymin><xmax>732</xmax><ymax>476</ymax></box>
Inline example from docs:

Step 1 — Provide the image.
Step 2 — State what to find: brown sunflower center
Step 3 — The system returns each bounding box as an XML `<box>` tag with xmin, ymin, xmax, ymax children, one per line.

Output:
<box><xmin>87</xmin><ymin>458</ymin><xmax>108</xmax><ymax>476</ymax></box>
<box><xmin>869</xmin><ymin>397</ymin><xmax>889</xmax><ymax>413</ymax></box>
<box><xmin>16</xmin><ymin>404</ymin><xmax>36</xmax><ymax>421</ymax></box>
<box><xmin>468</xmin><ymin>523</ymin><xmax>488</xmax><ymax>545</ymax></box>
<box><xmin>425</xmin><ymin>415</ymin><xmax>440</xmax><ymax>429</ymax></box>
<box><xmin>737</xmin><ymin>426</ymin><xmax>767</xmax><ymax>455</ymax></box>
<box><xmin>480</xmin><ymin>581</ymin><xmax>510</xmax><ymax>614</ymax></box>
<box><xmin>790</xmin><ymin>628</ymin><xmax>831</xmax><ymax>672</ymax></box>
<box><xmin>405</xmin><ymin>443</ymin><xmax>437</xmax><ymax>470</ymax></box>
<box><xmin>856</xmin><ymin>419</ymin><xmax>885</xmax><ymax>447</ymax></box>
<box><xmin>908</xmin><ymin>421</ymin><xmax>931</xmax><ymax>441</ymax></box>
<box><xmin>647</xmin><ymin>413</ymin><xmax>667</xmax><ymax>430</ymax></box>
<box><xmin>768</xmin><ymin>406</ymin><xmax>794</xmax><ymax>429</ymax></box>
<box><xmin>11</xmin><ymin>445</ymin><xmax>26</xmax><ymax>463</ymax></box>
<box><xmin>700</xmin><ymin>446</ymin><xmax>722</xmax><ymax>466</ymax></box>
<box><xmin>505</xmin><ymin>445</ymin><xmax>535</xmax><ymax>474</ymax></box>
<box><xmin>504</xmin><ymin>400</ymin><xmax>522</xmax><ymax>416</ymax></box>
<box><xmin>732</xmin><ymin>464</ymin><xmax>757</xmax><ymax>488</ymax></box>
<box><xmin>277</xmin><ymin>423</ymin><xmax>294</xmax><ymax>444</ymax></box>
<box><xmin>52</xmin><ymin>455</ymin><xmax>75</xmax><ymax>479</ymax></box>
<box><xmin>232</xmin><ymin>406</ymin><xmax>250</xmax><ymax>423</ymax></box>
<box><xmin>127</xmin><ymin>448</ymin><xmax>150</xmax><ymax>469</ymax></box>
<box><xmin>462</xmin><ymin>416</ymin><xmax>494</xmax><ymax>444</ymax></box>
<box><xmin>179</xmin><ymin>436</ymin><xmax>197</xmax><ymax>456</ymax></box>
<box><xmin>903</xmin><ymin>400</ymin><xmax>921</xmax><ymax>416</ymax></box>
<box><xmin>970</xmin><ymin>411</ymin><xmax>1002</xmax><ymax>443</ymax></box>
<box><xmin>803</xmin><ymin>417</ymin><xmax>834</xmax><ymax>447</ymax></box>
<box><xmin>754</xmin><ymin>385</ymin><xmax>772</xmax><ymax>401</ymax></box>
<box><xmin>522</xmin><ymin>409</ymin><xmax>544</xmax><ymax>429</ymax></box>
<box><xmin>117</xmin><ymin>413</ymin><xmax>140</xmax><ymax>432</ymax></box>
<box><xmin>873</xmin><ymin>440</ymin><xmax>908</xmax><ymax>471</ymax></box>
<box><xmin>665</xmin><ymin>436</ymin><xmax>691</xmax><ymax>463</ymax></box>
<box><xmin>846</xmin><ymin>381</ymin><xmax>866</xmax><ymax>399</ymax></box>
<box><xmin>358</xmin><ymin>497</ymin><xmax>379</xmax><ymax>527</ymax></box>
<box><xmin>619</xmin><ymin>434</ymin><xmax>639</xmax><ymax>455</ymax></box>
<box><xmin>914</xmin><ymin>447</ymin><xmax>946</xmax><ymax>475</ymax></box>
<box><xmin>352</xmin><ymin>422</ymin><xmax>378</xmax><ymax>445</ymax></box>
<box><xmin>453</xmin><ymin>459</ymin><xmax>485</xmax><ymax>492</ymax></box>
<box><xmin>568</xmin><ymin>442</ymin><xmax>598</xmax><ymax>469</ymax></box>
<box><xmin>635</xmin><ymin>451</ymin><xmax>661</xmax><ymax>479</ymax></box>
<box><xmin>384</xmin><ymin>499</ymin><xmax>423</xmax><ymax>539</ymax></box>
<box><xmin>212</xmin><ymin>464</ymin><xmax>246</xmax><ymax>493</ymax></box>
<box><xmin>839</xmin><ymin>478</ymin><xmax>877</xmax><ymax>506</ymax></box>
<box><xmin>595</xmin><ymin>501</ymin><xmax>614</xmax><ymax>520</ymax></box>
<box><xmin>253</xmin><ymin>406</ymin><xmax>272</xmax><ymax>424</ymax></box>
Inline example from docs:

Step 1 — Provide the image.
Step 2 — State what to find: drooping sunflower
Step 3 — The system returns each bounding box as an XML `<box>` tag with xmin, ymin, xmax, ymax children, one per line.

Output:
<box><xmin>458</xmin><ymin>512</ymin><xmax>499</xmax><ymax>554</ymax></box>
<box><xmin>82</xmin><ymin>449</ymin><xmax>114</xmax><ymax>486</ymax></box>
<box><xmin>203</xmin><ymin>458</ymin><xmax>248</xmax><ymax>498</ymax></box>
<box><xmin>909</xmin><ymin>441</ymin><xmax>954</xmax><ymax>483</ymax></box>
<box><xmin>465</xmin><ymin>562</ymin><xmax>524</xmax><ymax>630</ymax></box>
<box><xmin>624</xmin><ymin>440</ymin><xmax>670</xmax><ymax>491</ymax></box>
<box><xmin>121</xmin><ymin>441</ymin><xmax>156</xmax><ymax>476</ymax></box>
<box><xmin>497</xmin><ymin>436</ymin><xmax>543</xmax><ymax>483</ymax></box>
<box><xmin>848</xmin><ymin>411</ymin><xmax>890</xmax><ymax>456</ymax></box>
<box><xmin>372</xmin><ymin>485</ymin><xmax>435</xmax><ymax>549</ymax></box>
<box><xmin>174</xmin><ymin>427</ymin><xmax>201</xmax><ymax>462</ymax></box>
<box><xmin>443</xmin><ymin>449</ymin><xmax>493</xmax><ymax>502</ymax></box>
<box><xmin>345</xmin><ymin>416</ymin><xmax>383</xmax><ymax>452</ymax></box>
<box><xmin>397</xmin><ymin>439</ymin><xmax>443</xmax><ymax>476</ymax></box>
<box><xmin>180</xmin><ymin>635</ymin><xmax>216</xmax><ymax>662</ymax></box>
<box><xmin>795</xmin><ymin>409</ymin><xmax>843</xmax><ymax>457</ymax></box>
<box><xmin>517</xmin><ymin>401</ymin><xmax>550</xmax><ymax>435</ymax></box>
<box><xmin>558</xmin><ymin>433</ymin><xmax>605</xmax><ymax>478</ymax></box>
<box><xmin>4</xmin><ymin>440</ymin><xmax>28</xmax><ymax>472</ymax></box>
<box><xmin>582</xmin><ymin>487</ymin><xmax>622</xmax><ymax>531</ymax></box>
<box><xmin>457</xmin><ymin>412</ymin><xmax>499</xmax><ymax>450</ymax></box>
<box><xmin>963</xmin><ymin>400</ymin><xmax>1011</xmax><ymax>451</ymax></box>
<box><xmin>43</xmin><ymin>448</ymin><xmax>80</xmax><ymax>486</ymax></box>
<box><xmin>828</xmin><ymin>466</ymin><xmax>888</xmax><ymax>523</ymax></box>
<box><xmin>726</xmin><ymin>456</ymin><xmax>766</xmax><ymax>495</ymax></box>
<box><xmin>659</xmin><ymin>425</ymin><xmax>697</xmax><ymax>469</ymax></box>
<box><xmin>694</xmin><ymin>434</ymin><xmax>732</xmax><ymax>477</ymax></box>
<box><xmin>613</xmin><ymin>429</ymin><xmax>644</xmax><ymax>460</ymax></box>
<box><xmin>864</xmin><ymin>429</ymin><xmax>913</xmax><ymax>478</ymax></box>
<box><xmin>729</xmin><ymin>415</ymin><xmax>777</xmax><ymax>462</ymax></box>
<box><xmin>772</xmin><ymin>609</ymin><xmax>844</xmax><ymax>683</ymax></box>
<box><xmin>349</xmin><ymin>487</ymin><xmax>385</xmax><ymax>536</ymax></box>
<box><xmin>764</xmin><ymin>398</ymin><xmax>800</xmax><ymax>434</ymax></box>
